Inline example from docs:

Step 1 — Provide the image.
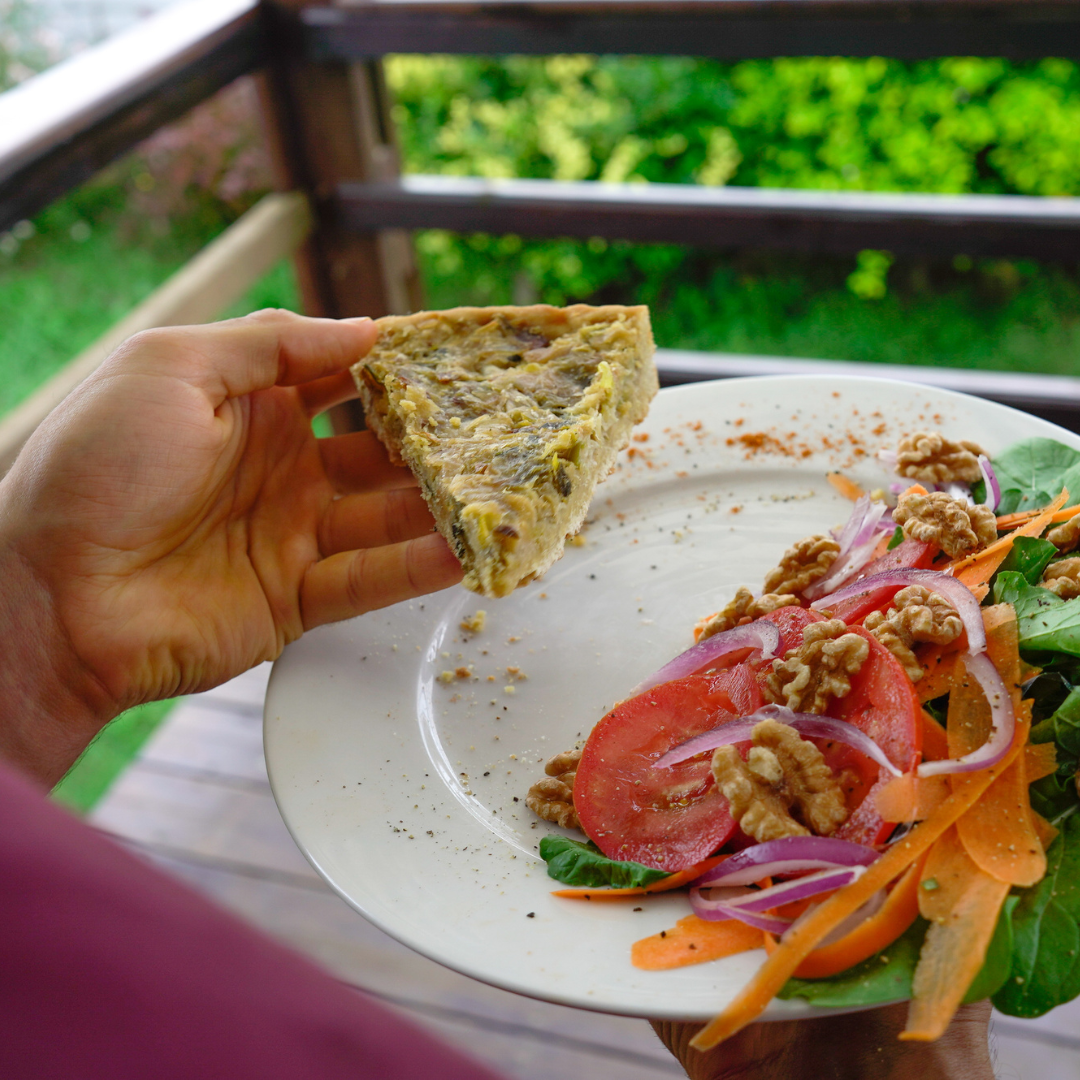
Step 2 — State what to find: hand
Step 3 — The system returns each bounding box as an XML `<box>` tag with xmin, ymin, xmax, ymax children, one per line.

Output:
<box><xmin>0</xmin><ymin>309</ymin><xmax>462</xmax><ymax>783</ymax></box>
<box><xmin>651</xmin><ymin>1001</ymin><xmax>994</xmax><ymax>1080</ymax></box>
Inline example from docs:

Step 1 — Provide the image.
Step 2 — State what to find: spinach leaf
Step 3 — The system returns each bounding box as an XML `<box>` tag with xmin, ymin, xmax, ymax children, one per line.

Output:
<box><xmin>1029</xmin><ymin>768</ymin><xmax>1080</xmax><ymax>822</ymax></box>
<box><xmin>997</xmin><ymin>537</ymin><xmax>1059</xmax><ymax>587</ymax></box>
<box><xmin>994</xmin><ymin>813</ymin><xmax>1080</xmax><ymax>1017</ymax></box>
<box><xmin>538</xmin><ymin>835</ymin><xmax>669</xmax><ymax>889</ymax></box>
<box><xmin>1023</xmin><ymin>671</ymin><xmax>1075</xmax><ymax>723</ymax></box>
<box><xmin>993</xmin><ymin>572</ymin><xmax>1080</xmax><ymax>658</ymax></box>
<box><xmin>963</xmin><ymin>897</ymin><xmax>1017</xmax><ymax>1004</ymax></box>
<box><xmin>1028</xmin><ymin>687</ymin><xmax>1080</xmax><ymax>820</ymax></box>
<box><xmin>779</xmin><ymin>919</ymin><xmax>926</xmax><ymax>1007</ymax></box>
<box><xmin>886</xmin><ymin>526</ymin><xmax>904</xmax><ymax>551</ymax></box>
<box><xmin>992</xmin><ymin>438</ymin><xmax>1080</xmax><ymax>515</ymax></box>
<box><xmin>1030</xmin><ymin>686</ymin><xmax>1080</xmax><ymax>766</ymax></box>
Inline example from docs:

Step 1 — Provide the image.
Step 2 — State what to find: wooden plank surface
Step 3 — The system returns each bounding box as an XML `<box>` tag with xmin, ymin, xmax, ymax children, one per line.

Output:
<box><xmin>337</xmin><ymin>175</ymin><xmax>1080</xmax><ymax>261</ymax></box>
<box><xmin>89</xmin><ymin>664</ymin><xmax>1080</xmax><ymax>1079</ymax></box>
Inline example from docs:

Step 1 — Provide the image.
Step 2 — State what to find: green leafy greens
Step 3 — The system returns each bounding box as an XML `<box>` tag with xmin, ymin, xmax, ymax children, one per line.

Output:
<box><xmin>994</xmin><ymin>813</ymin><xmax>1080</xmax><ymax>1017</ymax></box>
<box><xmin>996</xmin><ymin>536</ymin><xmax>1058</xmax><ymax>587</ymax></box>
<box><xmin>991</xmin><ymin>438</ymin><xmax>1080</xmax><ymax>515</ymax></box>
<box><xmin>538</xmin><ymin>836</ymin><xmax>670</xmax><ymax>889</ymax></box>
<box><xmin>993</xmin><ymin>572</ymin><xmax>1080</xmax><ymax>658</ymax></box>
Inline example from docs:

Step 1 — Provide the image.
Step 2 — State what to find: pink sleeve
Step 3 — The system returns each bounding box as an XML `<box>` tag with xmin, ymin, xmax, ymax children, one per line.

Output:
<box><xmin>0</xmin><ymin>760</ymin><xmax>506</xmax><ymax>1080</ymax></box>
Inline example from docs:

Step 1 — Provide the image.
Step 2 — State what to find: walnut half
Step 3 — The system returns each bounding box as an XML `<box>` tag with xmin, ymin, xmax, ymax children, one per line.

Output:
<box><xmin>1044</xmin><ymin>558</ymin><xmax>1080</xmax><ymax>600</ymax></box>
<box><xmin>526</xmin><ymin>749</ymin><xmax>582</xmax><ymax>831</ymax></box>
<box><xmin>711</xmin><ymin>719</ymin><xmax>848</xmax><ymax>842</ymax></box>
<box><xmin>1049</xmin><ymin>513</ymin><xmax>1080</xmax><ymax>554</ymax></box>
<box><xmin>893</xmin><ymin>490</ymin><xmax>997</xmax><ymax>559</ymax></box>
<box><xmin>895</xmin><ymin>431</ymin><xmax>986</xmax><ymax>484</ymax></box>
<box><xmin>865</xmin><ymin>585</ymin><xmax>963</xmax><ymax>682</ymax></box>
<box><xmin>762</xmin><ymin>535</ymin><xmax>840</xmax><ymax>597</ymax></box>
<box><xmin>763</xmin><ymin>619</ymin><xmax>870</xmax><ymax>714</ymax></box>
<box><xmin>695</xmin><ymin>587</ymin><xmax>799</xmax><ymax>641</ymax></box>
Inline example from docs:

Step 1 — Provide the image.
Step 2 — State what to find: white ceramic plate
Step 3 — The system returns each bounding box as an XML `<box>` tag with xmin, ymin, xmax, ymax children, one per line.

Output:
<box><xmin>264</xmin><ymin>374</ymin><xmax>1080</xmax><ymax>1022</ymax></box>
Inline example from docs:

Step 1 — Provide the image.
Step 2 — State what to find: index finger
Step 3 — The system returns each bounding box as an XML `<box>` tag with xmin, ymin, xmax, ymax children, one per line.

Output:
<box><xmin>117</xmin><ymin>309</ymin><xmax>378</xmax><ymax>403</ymax></box>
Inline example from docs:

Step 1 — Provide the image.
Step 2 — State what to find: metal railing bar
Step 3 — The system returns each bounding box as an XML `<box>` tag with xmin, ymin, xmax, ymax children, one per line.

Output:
<box><xmin>0</xmin><ymin>0</ymin><xmax>263</xmax><ymax>234</ymax></box>
<box><xmin>337</xmin><ymin>176</ymin><xmax>1080</xmax><ymax>260</ymax></box>
<box><xmin>303</xmin><ymin>0</ymin><xmax>1080</xmax><ymax>61</ymax></box>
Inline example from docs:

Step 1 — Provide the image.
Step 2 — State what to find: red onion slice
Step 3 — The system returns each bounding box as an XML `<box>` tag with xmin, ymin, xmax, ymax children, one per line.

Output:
<box><xmin>916</xmin><ymin>651</ymin><xmax>1015</xmax><ymax>777</ymax></box>
<box><xmin>654</xmin><ymin>705</ymin><xmax>904</xmax><ymax>778</ymax></box>
<box><xmin>691</xmin><ymin>896</ymin><xmax>793</xmax><ymax>933</ymax></box>
<box><xmin>979</xmin><ymin>456</ymin><xmax>1001</xmax><ymax>511</ymax></box>
<box><xmin>695</xmin><ymin>835</ymin><xmax>880</xmax><ymax>887</ymax></box>
<box><xmin>692</xmin><ymin>866</ymin><xmax>865</xmax><ymax>929</ymax></box>
<box><xmin>811</xmin><ymin>568</ymin><xmax>985</xmax><ymax>654</ymax></box>
<box><xmin>805</xmin><ymin>496</ymin><xmax>891</xmax><ymax>601</ymax></box>
<box><xmin>629</xmin><ymin>620</ymin><xmax>781</xmax><ymax>696</ymax></box>
<box><xmin>944</xmin><ymin>481</ymin><xmax>974</xmax><ymax>504</ymax></box>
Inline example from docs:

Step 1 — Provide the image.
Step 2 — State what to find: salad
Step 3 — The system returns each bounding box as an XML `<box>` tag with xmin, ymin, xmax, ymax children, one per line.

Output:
<box><xmin>526</xmin><ymin>430</ymin><xmax>1080</xmax><ymax>1050</ymax></box>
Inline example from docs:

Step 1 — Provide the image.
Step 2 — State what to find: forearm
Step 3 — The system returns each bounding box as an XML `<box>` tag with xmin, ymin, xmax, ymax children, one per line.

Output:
<box><xmin>652</xmin><ymin>1002</ymin><xmax>994</xmax><ymax>1080</ymax></box>
<box><xmin>0</xmin><ymin>536</ymin><xmax>116</xmax><ymax>786</ymax></box>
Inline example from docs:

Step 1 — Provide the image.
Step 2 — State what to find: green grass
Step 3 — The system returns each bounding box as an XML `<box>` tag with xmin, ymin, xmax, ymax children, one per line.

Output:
<box><xmin>52</xmin><ymin>699</ymin><xmax>177</xmax><ymax>814</ymax></box>
<box><xmin>0</xmin><ymin>213</ymin><xmax>212</xmax><ymax>416</ymax></box>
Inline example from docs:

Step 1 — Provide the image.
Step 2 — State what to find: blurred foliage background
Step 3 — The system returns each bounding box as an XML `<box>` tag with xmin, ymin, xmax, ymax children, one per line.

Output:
<box><xmin>2</xmin><ymin>0</ymin><xmax>1080</xmax><ymax>423</ymax></box>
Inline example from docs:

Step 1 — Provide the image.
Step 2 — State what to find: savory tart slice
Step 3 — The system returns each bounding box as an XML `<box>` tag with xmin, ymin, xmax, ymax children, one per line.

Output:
<box><xmin>351</xmin><ymin>304</ymin><xmax>658</xmax><ymax>598</ymax></box>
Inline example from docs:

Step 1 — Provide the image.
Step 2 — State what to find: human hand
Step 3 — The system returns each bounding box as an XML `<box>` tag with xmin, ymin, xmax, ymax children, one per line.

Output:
<box><xmin>0</xmin><ymin>309</ymin><xmax>462</xmax><ymax>782</ymax></box>
<box><xmin>651</xmin><ymin>1001</ymin><xmax>994</xmax><ymax>1080</ymax></box>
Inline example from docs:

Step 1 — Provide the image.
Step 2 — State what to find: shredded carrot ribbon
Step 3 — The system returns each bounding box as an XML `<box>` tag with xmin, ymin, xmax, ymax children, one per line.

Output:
<box><xmin>632</xmin><ymin>916</ymin><xmax>763</xmax><ymax>971</ymax></box>
<box><xmin>997</xmin><ymin>502</ymin><xmax>1080</xmax><ymax>532</ymax></box>
<box><xmin>905</xmin><ymin>827</ymin><xmax>1010</xmax><ymax>1040</ymax></box>
<box><xmin>827</xmin><ymin>472</ymin><xmax>866</xmax><ymax>502</ymax></box>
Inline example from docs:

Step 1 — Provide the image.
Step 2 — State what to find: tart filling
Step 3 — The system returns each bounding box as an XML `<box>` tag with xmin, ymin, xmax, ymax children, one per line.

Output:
<box><xmin>352</xmin><ymin>304</ymin><xmax>657</xmax><ymax>597</ymax></box>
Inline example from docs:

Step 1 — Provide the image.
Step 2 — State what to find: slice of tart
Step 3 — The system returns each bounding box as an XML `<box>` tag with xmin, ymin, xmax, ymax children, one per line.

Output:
<box><xmin>351</xmin><ymin>304</ymin><xmax>658</xmax><ymax>598</ymax></box>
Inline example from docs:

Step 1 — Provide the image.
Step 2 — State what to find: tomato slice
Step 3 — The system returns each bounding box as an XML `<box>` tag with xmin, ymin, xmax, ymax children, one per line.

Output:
<box><xmin>830</xmin><ymin>626</ymin><xmax>923</xmax><ymax>845</ymax></box>
<box><xmin>574</xmin><ymin>667</ymin><xmax>762</xmax><ymax>871</ymax></box>
<box><xmin>823</xmin><ymin>539</ymin><xmax>937</xmax><ymax>625</ymax></box>
<box><xmin>756</xmin><ymin>605</ymin><xmax>825</xmax><ymax>654</ymax></box>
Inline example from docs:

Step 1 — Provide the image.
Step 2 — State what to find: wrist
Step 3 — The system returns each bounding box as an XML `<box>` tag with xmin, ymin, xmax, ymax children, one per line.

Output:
<box><xmin>0</xmin><ymin>529</ymin><xmax>117</xmax><ymax>786</ymax></box>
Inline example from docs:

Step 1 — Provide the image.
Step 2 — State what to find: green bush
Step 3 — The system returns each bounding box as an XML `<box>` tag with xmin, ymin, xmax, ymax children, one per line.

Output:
<box><xmin>388</xmin><ymin>55</ymin><xmax>1080</xmax><ymax>195</ymax></box>
<box><xmin>387</xmin><ymin>55</ymin><xmax>1080</xmax><ymax>370</ymax></box>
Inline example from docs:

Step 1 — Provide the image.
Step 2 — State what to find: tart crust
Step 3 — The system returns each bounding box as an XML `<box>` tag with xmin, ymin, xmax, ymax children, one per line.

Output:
<box><xmin>351</xmin><ymin>304</ymin><xmax>657</xmax><ymax>598</ymax></box>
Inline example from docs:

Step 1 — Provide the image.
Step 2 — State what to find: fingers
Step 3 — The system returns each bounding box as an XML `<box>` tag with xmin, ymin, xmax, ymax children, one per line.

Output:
<box><xmin>319</xmin><ymin>430</ymin><xmax>418</xmax><ymax>494</ymax></box>
<box><xmin>301</xmin><ymin>533</ymin><xmax>463</xmax><ymax>629</ymax></box>
<box><xmin>117</xmin><ymin>310</ymin><xmax>378</xmax><ymax>404</ymax></box>
<box><xmin>297</xmin><ymin>370</ymin><xmax>359</xmax><ymax>417</ymax></box>
<box><xmin>319</xmin><ymin>488</ymin><xmax>436</xmax><ymax>556</ymax></box>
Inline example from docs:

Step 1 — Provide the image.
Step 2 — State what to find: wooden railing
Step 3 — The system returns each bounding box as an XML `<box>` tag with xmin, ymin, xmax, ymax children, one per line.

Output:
<box><xmin>2</xmin><ymin>0</ymin><xmax>1080</xmax><ymax>467</ymax></box>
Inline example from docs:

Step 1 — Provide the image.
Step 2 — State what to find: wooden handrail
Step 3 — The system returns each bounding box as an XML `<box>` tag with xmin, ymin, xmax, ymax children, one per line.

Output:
<box><xmin>302</xmin><ymin>0</ymin><xmax>1080</xmax><ymax>61</ymax></box>
<box><xmin>338</xmin><ymin>176</ymin><xmax>1080</xmax><ymax>259</ymax></box>
<box><xmin>0</xmin><ymin>192</ymin><xmax>311</xmax><ymax>474</ymax></box>
<box><xmin>0</xmin><ymin>0</ymin><xmax>263</xmax><ymax>234</ymax></box>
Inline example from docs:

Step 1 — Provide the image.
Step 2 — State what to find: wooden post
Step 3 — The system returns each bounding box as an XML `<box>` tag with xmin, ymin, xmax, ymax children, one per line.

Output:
<box><xmin>256</xmin><ymin>1</ymin><xmax>421</xmax><ymax>431</ymax></box>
